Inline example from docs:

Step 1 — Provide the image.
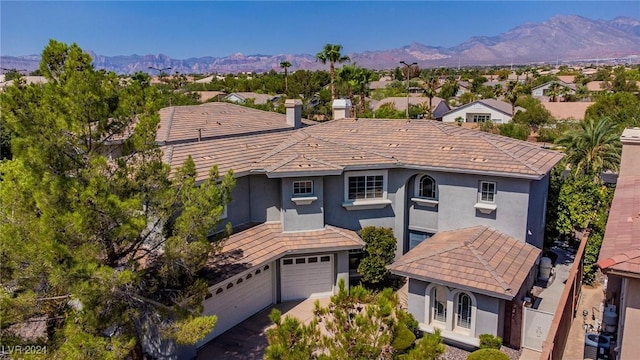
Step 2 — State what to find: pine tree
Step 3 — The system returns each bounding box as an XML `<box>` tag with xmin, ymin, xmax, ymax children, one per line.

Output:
<box><xmin>0</xmin><ymin>40</ymin><xmax>234</xmax><ymax>358</ymax></box>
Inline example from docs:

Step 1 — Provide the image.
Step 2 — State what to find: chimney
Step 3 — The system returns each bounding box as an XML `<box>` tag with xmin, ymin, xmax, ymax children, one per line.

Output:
<box><xmin>285</xmin><ymin>99</ymin><xmax>303</xmax><ymax>128</ymax></box>
<box><xmin>332</xmin><ymin>99</ymin><xmax>352</xmax><ymax>120</ymax></box>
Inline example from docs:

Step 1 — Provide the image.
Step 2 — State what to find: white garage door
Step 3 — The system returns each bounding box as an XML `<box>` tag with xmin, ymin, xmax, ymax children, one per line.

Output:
<box><xmin>281</xmin><ymin>255</ymin><xmax>333</xmax><ymax>301</ymax></box>
<box><xmin>198</xmin><ymin>263</ymin><xmax>274</xmax><ymax>346</ymax></box>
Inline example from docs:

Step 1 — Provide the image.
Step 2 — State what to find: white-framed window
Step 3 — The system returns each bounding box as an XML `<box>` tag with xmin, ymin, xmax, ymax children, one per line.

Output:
<box><xmin>471</xmin><ymin>114</ymin><xmax>491</xmax><ymax>123</ymax></box>
<box><xmin>293</xmin><ymin>180</ymin><xmax>313</xmax><ymax>196</ymax></box>
<box><xmin>344</xmin><ymin>170</ymin><xmax>387</xmax><ymax>201</ymax></box>
<box><xmin>479</xmin><ymin>181</ymin><xmax>496</xmax><ymax>203</ymax></box>
<box><xmin>456</xmin><ymin>292</ymin><xmax>473</xmax><ymax>329</ymax></box>
<box><xmin>431</xmin><ymin>286</ymin><xmax>448</xmax><ymax>324</ymax></box>
<box><xmin>417</xmin><ymin>175</ymin><xmax>437</xmax><ymax>199</ymax></box>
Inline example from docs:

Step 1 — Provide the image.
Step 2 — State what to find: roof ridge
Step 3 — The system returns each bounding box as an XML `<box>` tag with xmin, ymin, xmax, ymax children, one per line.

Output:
<box><xmin>266</xmin><ymin>153</ymin><xmax>300</xmax><ymax>172</ymax></box>
<box><xmin>477</xmin><ymin>99</ymin><xmax>513</xmax><ymax>116</ymax></box>
<box><xmin>162</xmin><ymin>107</ymin><xmax>176</xmax><ymax>143</ymax></box>
<box><xmin>301</xmin><ymin>154</ymin><xmax>343</xmax><ymax>170</ymax></box>
<box><xmin>431</xmin><ymin>120</ymin><xmax>459</xmax><ymax>136</ymax></box>
<box><xmin>162</xmin><ymin>145</ymin><xmax>174</xmax><ymax>164</ymax></box>
<box><xmin>325</xmin><ymin>225</ymin><xmax>364</xmax><ymax>244</ymax></box>
<box><xmin>393</xmin><ymin>239</ymin><xmax>467</xmax><ymax>266</ymax></box>
<box><xmin>600</xmin><ymin>248</ymin><xmax>640</xmax><ymax>269</ymax></box>
<box><xmin>309</xmin><ymin>133</ymin><xmax>398</xmax><ymax>162</ymax></box>
<box><xmin>483</xmin><ymin>134</ymin><xmax>540</xmax><ymax>174</ymax></box>
<box><xmin>465</xmin><ymin>229</ymin><xmax>514</xmax><ymax>294</ymax></box>
<box><xmin>256</xmin><ymin>130</ymin><xmax>308</xmax><ymax>162</ymax></box>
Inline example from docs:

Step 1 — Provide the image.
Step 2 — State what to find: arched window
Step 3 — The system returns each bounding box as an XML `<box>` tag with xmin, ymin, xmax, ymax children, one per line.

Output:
<box><xmin>419</xmin><ymin>175</ymin><xmax>436</xmax><ymax>199</ymax></box>
<box><xmin>431</xmin><ymin>286</ymin><xmax>447</xmax><ymax>324</ymax></box>
<box><xmin>456</xmin><ymin>293</ymin><xmax>472</xmax><ymax>329</ymax></box>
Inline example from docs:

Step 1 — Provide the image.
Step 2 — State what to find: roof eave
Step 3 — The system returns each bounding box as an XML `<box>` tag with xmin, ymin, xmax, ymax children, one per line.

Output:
<box><xmin>399</xmin><ymin>164</ymin><xmax>547</xmax><ymax>180</ymax></box>
<box><xmin>388</xmin><ymin>268</ymin><xmax>516</xmax><ymax>300</ymax></box>
<box><xmin>266</xmin><ymin>169</ymin><xmax>344</xmax><ymax>178</ymax></box>
<box><xmin>208</xmin><ymin>242</ymin><xmax>364</xmax><ymax>288</ymax></box>
<box><xmin>600</xmin><ymin>267</ymin><xmax>640</xmax><ymax>280</ymax></box>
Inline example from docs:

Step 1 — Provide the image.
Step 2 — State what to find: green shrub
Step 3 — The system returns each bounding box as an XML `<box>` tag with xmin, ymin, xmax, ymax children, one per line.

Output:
<box><xmin>479</xmin><ymin>334</ymin><xmax>503</xmax><ymax>349</ymax></box>
<box><xmin>357</xmin><ymin>227</ymin><xmax>397</xmax><ymax>284</ymax></box>
<box><xmin>398</xmin><ymin>309</ymin><xmax>420</xmax><ymax>336</ymax></box>
<box><xmin>467</xmin><ymin>348</ymin><xmax>509</xmax><ymax>360</ymax></box>
<box><xmin>392</xmin><ymin>324</ymin><xmax>416</xmax><ymax>353</ymax></box>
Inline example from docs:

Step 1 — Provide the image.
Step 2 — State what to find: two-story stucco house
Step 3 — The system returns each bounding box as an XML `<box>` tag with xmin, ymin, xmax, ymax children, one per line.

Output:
<box><xmin>597</xmin><ymin>128</ymin><xmax>640</xmax><ymax>360</ymax></box>
<box><xmin>155</xmin><ymin>99</ymin><xmax>562</xmax><ymax>354</ymax></box>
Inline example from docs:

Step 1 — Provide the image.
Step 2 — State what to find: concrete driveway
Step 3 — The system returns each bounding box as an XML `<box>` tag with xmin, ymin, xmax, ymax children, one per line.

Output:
<box><xmin>196</xmin><ymin>297</ymin><xmax>330</xmax><ymax>360</ymax></box>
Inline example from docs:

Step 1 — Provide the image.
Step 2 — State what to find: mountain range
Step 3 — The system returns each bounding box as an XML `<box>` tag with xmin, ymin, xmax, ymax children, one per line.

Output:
<box><xmin>2</xmin><ymin>15</ymin><xmax>640</xmax><ymax>75</ymax></box>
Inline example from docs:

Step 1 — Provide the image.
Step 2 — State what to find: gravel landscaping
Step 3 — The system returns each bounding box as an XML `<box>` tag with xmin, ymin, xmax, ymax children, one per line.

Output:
<box><xmin>442</xmin><ymin>344</ymin><xmax>521</xmax><ymax>360</ymax></box>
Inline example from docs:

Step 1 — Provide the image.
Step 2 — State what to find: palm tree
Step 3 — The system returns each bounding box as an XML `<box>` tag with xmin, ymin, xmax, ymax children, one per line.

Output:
<box><xmin>353</xmin><ymin>67</ymin><xmax>373</xmax><ymax>115</ymax></box>
<box><xmin>444</xmin><ymin>76</ymin><xmax>459</xmax><ymax>99</ymax></box>
<box><xmin>504</xmin><ymin>80</ymin><xmax>521</xmax><ymax>117</ymax></box>
<box><xmin>555</xmin><ymin>117</ymin><xmax>621</xmax><ymax>178</ymax></box>
<box><xmin>422</xmin><ymin>76</ymin><xmax>439</xmax><ymax>119</ymax></box>
<box><xmin>547</xmin><ymin>82</ymin><xmax>562</xmax><ymax>102</ymax></box>
<box><xmin>337</xmin><ymin>65</ymin><xmax>357</xmax><ymax>110</ymax></box>
<box><xmin>523</xmin><ymin>66</ymin><xmax>532</xmax><ymax>84</ymax></box>
<box><xmin>316</xmin><ymin>43</ymin><xmax>350</xmax><ymax>100</ymax></box>
<box><xmin>280</xmin><ymin>61</ymin><xmax>292</xmax><ymax>93</ymax></box>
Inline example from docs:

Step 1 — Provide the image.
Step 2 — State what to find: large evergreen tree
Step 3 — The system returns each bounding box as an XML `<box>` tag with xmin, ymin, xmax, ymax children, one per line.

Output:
<box><xmin>265</xmin><ymin>281</ymin><xmax>444</xmax><ymax>360</ymax></box>
<box><xmin>0</xmin><ymin>40</ymin><xmax>234</xmax><ymax>358</ymax></box>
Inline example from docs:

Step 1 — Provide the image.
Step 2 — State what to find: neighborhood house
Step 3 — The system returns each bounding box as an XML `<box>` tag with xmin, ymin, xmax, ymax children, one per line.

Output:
<box><xmin>151</xmin><ymin>100</ymin><xmax>563</xmax><ymax>355</ymax></box>
<box><xmin>441</xmin><ymin>99</ymin><xmax>524</xmax><ymax>124</ymax></box>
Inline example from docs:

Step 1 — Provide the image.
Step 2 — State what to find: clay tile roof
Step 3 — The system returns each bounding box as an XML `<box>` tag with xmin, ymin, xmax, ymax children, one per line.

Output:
<box><xmin>295</xmin><ymin>119</ymin><xmax>562</xmax><ymax>178</ymax></box>
<box><xmin>388</xmin><ymin>226</ymin><xmax>540</xmax><ymax>300</ymax></box>
<box><xmin>161</xmin><ymin>106</ymin><xmax>563</xmax><ymax>182</ymax></box>
<box><xmin>542</xmin><ymin>102</ymin><xmax>594</xmax><ymax>121</ymax></box>
<box><xmin>203</xmin><ymin>223</ymin><xmax>364</xmax><ymax>285</ymax></box>
<box><xmin>597</xmin><ymin>129</ymin><xmax>640</xmax><ymax>275</ymax></box>
<box><xmin>586</xmin><ymin>81</ymin><xmax>607</xmax><ymax>92</ymax></box>
<box><xmin>156</xmin><ymin>102</ymin><xmax>307</xmax><ymax>144</ymax></box>
<box><xmin>556</xmin><ymin>75</ymin><xmax>576</xmax><ymax>84</ymax></box>
<box><xmin>195</xmin><ymin>91</ymin><xmax>225</xmax><ymax>102</ymax></box>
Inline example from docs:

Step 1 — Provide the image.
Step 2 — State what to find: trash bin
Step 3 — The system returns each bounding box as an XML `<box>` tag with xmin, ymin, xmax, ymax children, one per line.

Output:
<box><xmin>539</xmin><ymin>257</ymin><xmax>552</xmax><ymax>281</ymax></box>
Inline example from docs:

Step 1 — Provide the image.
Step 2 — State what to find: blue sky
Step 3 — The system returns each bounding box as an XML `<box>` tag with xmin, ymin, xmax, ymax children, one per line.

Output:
<box><xmin>1</xmin><ymin>1</ymin><xmax>638</xmax><ymax>58</ymax></box>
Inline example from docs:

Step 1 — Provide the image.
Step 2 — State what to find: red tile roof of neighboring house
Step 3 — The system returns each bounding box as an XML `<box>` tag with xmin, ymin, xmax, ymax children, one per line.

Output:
<box><xmin>542</xmin><ymin>102</ymin><xmax>594</xmax><ymax>121</ymax></box>
<box><xmin>597</xmin><ymin>128</ymin><xmax>640</xmax><ymax>275</ymax></box>
<box><xmin>556</xmin><ymin>75</ymin><xmax>576</xmax><ymax>84</ymax></box>
<box><xmin>195</xmin><ymin>91</ymin><xmax>225</xmax><ymax>102</ymax></box>
<box><xmin>388</xmin><ymin>226</ymin><xmax>541</xmax><ymax>299</ymax></box>
<box><xmin>586</xmin><ymin>81</ymin><xmax>607</xmax><ymax>92</ymax></box>
<box><xmin>204</xmin><ymin>222</ymin><xmax>364</xmax><ymax>285</ymax></box>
